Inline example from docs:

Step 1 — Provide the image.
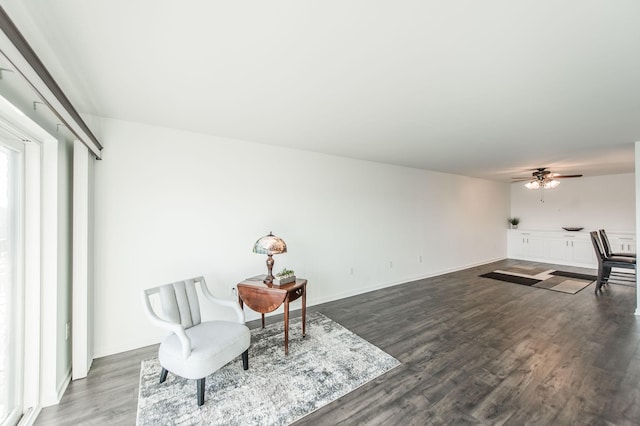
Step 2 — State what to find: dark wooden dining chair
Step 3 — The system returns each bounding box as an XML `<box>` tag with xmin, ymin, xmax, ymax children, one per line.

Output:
<box><xmin>599</xmin><ymin>229</ymin><xmax>636</xmax><ymax>259</ymax></box>
<box><xmin>590</xmin><ymin>231</ymin><xmax>636</xmax><ymax>294</ymax></box>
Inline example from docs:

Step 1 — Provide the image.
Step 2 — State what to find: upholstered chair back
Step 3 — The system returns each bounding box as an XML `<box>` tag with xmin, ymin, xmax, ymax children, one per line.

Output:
<box><xmin>158</xmin><ymin>279</ymin><xmax>202</xmax><ymax>330</ymax></box>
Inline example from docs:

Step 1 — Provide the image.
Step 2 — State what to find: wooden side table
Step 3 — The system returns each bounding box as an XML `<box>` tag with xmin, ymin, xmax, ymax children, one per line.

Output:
<box><xmin>236</xmin><ymin>277</ymin><xmax>307</xmax><ymax>355</ymax></box>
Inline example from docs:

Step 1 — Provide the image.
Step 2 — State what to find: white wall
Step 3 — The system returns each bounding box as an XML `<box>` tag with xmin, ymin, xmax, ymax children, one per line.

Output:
<box><xmin>510</xmin><ymin>173</ymin><xmax>635</xmax><ymax>232</ymax></box>
<box><xmin>93</xmin><ymin>118</ymin><xmax>510</xmax><ymax>357</ymax></box>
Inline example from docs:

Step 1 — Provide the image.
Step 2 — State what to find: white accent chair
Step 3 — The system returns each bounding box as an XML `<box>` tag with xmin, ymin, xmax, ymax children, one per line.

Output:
<box><xmin>141</xmin><ymin>276</ymin><xmax>251</xmax><ymax>406</ymax></box>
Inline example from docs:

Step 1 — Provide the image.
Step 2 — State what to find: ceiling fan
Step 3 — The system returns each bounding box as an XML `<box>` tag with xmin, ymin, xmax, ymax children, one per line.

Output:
<box><xmin>511</xmin><ymin>167</ymin><xmax>583</xmax><ymax>190</ymax></box>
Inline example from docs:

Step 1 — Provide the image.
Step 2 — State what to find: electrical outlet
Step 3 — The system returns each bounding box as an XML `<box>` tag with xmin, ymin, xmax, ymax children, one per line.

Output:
<box><xmin>419</xmin><ymin>255</ymin><xmax>423</xmax><ymax>263</ymax></box>
<box><xmin>389</xmin><ymin>261</ymin><xmax>393</xmax><ymax>268</ymax></box>
<box><xmin>348</xmin><ymin>267</ymin><xmax>354</xmax><ymax>275</ymax></box>
<box><xmin>65</xmin><ymin>322</ymin><xmax>70</xmax><ymax>340</ymax></box>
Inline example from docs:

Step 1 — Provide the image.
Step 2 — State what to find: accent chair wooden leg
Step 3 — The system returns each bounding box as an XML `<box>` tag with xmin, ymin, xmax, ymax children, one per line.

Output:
<box><xmin>242</xmin><ymin>349</ymin><xmax>249</xmax><ymax>370</ymax></box>
<box><xmin>160</xmin><ymin>367</ymin><xmax>168</xmax><ymax>383</ymax></box>
<box><xmin>197</xmin><ymin>378</ymin><xmax>205</xmax><ymax>406</ymax></box>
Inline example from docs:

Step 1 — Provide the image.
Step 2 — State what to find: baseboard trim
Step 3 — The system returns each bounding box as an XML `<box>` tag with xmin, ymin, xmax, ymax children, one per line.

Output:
<box><xmin>101</xmin><ymin>256</ymin><xmax>509</xmax><ymax>355</ymax></box>
<box><xmin>242</xmin><ymin>256</ymin><xmax>508</xmax><ymax>323</ymax></box>
<box><xmin>40</xmin><ymin>368</ymin><xmax>71</xmax><ymax>408</ymax></box>
<box><xmin>508</xmin><ymin>255</ymin><xmax>597</xmax><ymax>270</ymax></box>
<box><xmin>52</xmin><ymin>369</ymin><xmax>72</xmax><ymax>405</ymax></box>
<box><xmin>307</xmin><ymin>256</ymin><xmax>507</xmax><ymax>308</ymax></box>
<box><xmin>18</xmin><ymin>406</ymin><xmax>41</xmax><ymax>426</ymax></box>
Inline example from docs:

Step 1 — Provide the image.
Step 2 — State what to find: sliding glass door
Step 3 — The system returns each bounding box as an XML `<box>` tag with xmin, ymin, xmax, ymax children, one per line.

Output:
<box><xmin>0</xmin><ymin>141</ymin><xmax>23</xmax><ymax>426</ymax></box>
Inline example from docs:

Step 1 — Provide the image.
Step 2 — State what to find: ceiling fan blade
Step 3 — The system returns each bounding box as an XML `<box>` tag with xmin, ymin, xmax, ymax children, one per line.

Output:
<box><xmin>552</xmin><ymin>174</ymin><xmax>583</xmax><ymax>179</ymax></box>
<box><xmin>511</xmin><ymin>169</ymin><xmax>582</xmax><ymax>182</ymax></box>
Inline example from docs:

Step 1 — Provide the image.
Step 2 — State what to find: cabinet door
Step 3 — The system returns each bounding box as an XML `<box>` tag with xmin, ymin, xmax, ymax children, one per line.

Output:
<box><xmin>616</xmin><ymin>237</ymin><xmax>635</xmax><ymax>254</ymax></box>
<box><xmin>526</xmin><ymin>236</ymin><xmax>546</xmax><ymax>259</ymax></box>
<box><xmin>508</xmin><ymin>233</ymin><xmax>545</xmax><ymax>259</ymax></box>
<box><xmin>572</xmin><ymin>239</ymin><xmax>596</xmax><ymax>265</ymax></box>
<box><xmin>508</xmin><ymin>235</ymin><xmax>527</xmax><ymax>258</ymax></box>
<box><xmin>546</xmin><ymin>238</ymin><xmax>569</xmax><ymax>262</ymax></box>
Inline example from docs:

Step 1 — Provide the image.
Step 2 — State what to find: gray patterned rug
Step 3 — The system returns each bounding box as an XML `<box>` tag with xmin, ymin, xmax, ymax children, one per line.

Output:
<box><xmin>136</xmin><ymin>312</ymin><xmax>400</xmax><ymax>425</ymax></box>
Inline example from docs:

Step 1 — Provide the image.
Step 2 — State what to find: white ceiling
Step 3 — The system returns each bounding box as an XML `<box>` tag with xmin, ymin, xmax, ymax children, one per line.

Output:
<box><xmin>4</xmin><ymin>0</ymin><xmax>640</xmax><ymax>181</ymax></box>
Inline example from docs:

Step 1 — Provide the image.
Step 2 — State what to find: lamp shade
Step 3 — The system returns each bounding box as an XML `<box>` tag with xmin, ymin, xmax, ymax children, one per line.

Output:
<box><xmin>253</xmin><ymin>232</ymin><xmax>287</xmax><ymax>255</ymax></box>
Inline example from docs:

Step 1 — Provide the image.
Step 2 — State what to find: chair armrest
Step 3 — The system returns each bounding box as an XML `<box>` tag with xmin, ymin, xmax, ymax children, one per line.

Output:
<box><xmin>198</xmin><ymin>277</ymin><xmax>246</xmax><ymax>324</ymax></box>
<box><xmin>141</xmin><ymin>291</ymin><xmax>192</xmax><ymax>358</ymax></box>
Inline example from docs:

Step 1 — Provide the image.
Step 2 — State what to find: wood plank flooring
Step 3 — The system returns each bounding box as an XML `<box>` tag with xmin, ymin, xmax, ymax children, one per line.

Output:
<box><xmin>35</xmin><ymin>259</ymin><xmax>640</xmax><ymax>425</ymax></box>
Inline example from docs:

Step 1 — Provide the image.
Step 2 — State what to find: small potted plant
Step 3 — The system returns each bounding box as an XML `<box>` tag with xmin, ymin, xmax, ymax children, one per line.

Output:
<box><xmin>507</xmin><ymin>217</ymin><xmax>520</xmax><ymax>229</ymax></box>
<box><xmin>273</xmin><ymin>268</ymin><xmax>296</xmax><ymax>286</ymax></box>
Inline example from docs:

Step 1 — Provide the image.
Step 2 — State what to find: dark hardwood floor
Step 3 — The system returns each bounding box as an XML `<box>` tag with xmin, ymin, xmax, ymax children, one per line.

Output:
<box><xmin>35</xmin><ymin>259</ymin><xmax>639</xmax><ymax>425</ymax></box>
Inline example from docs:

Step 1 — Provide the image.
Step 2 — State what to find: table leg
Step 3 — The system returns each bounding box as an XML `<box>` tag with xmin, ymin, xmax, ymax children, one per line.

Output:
<box><xmin>261</xmin><ymin>313</ymin><xmax>265</xmax><ymax>329</ymax></box>
<box><xmin>284</xmin><ymin>297</ymin><xmax>289</xmax><ymax>355</ymax></box>
<box><xmin>302</xmin><ymin>285</ymin><xmax>306</xmax><ymax>338</ymax></box>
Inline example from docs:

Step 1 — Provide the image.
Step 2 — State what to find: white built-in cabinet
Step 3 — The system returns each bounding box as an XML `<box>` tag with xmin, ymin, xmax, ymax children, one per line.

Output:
<box><xmin>508</xmin><ymin>231</ymin><xmax>545</xmax><ymax>259</ymax></box>
<box><xmin>507</xmin><ymin>229</ymin><xmax>636</xmax><ymax>269</ymax></box>
<box><xmin>607</xmin><ymin>234</ymin><xmax>636</xmax><ymax>255</ymax></box>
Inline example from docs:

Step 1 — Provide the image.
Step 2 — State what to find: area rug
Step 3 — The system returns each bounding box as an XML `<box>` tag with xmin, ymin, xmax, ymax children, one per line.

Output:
<box><xmin>479</xmin><ymin>266</ymin><xmax>597</xmax><ymax>294</ymax></box>
<box><xmin>136</xmin><ymin>312</ymin><xmax>400</xmax><ymax>426</ymax></box>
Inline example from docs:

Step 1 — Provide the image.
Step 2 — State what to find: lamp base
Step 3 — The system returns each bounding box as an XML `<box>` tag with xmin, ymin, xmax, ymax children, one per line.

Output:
<box><xmin>264</xmin><ymin>254</ymin><xmax>275</xmax><ymax>284</ymax></box>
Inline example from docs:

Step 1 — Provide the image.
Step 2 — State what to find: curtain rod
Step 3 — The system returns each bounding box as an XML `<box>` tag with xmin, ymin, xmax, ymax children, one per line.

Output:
<box><xmin>0</xmin><ymin>6</ymin><xmax>102</xmax><ymax>159</ymax></box>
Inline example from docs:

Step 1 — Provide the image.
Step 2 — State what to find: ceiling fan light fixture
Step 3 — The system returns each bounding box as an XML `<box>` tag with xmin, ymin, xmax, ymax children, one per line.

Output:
<box><xmin>516</xmin><ymin>168</ymin><xmax>580</xmax><ymax>192</ymax></box>
<box><xmin>544</xmin><ymin>179</ymin><xmax>560</xmax><ymax>189</ymax></box>
<box><xmin>524</xmin><ymin>178</ymin><xmax>560</xmax><ymax>190</ymax></box>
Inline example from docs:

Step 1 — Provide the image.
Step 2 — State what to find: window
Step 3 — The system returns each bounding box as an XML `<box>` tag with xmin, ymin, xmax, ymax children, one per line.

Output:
<box><xmin>0</xmin><ymin>138</ymin><xmax>23</xmax><ymax>426</ymax></box>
